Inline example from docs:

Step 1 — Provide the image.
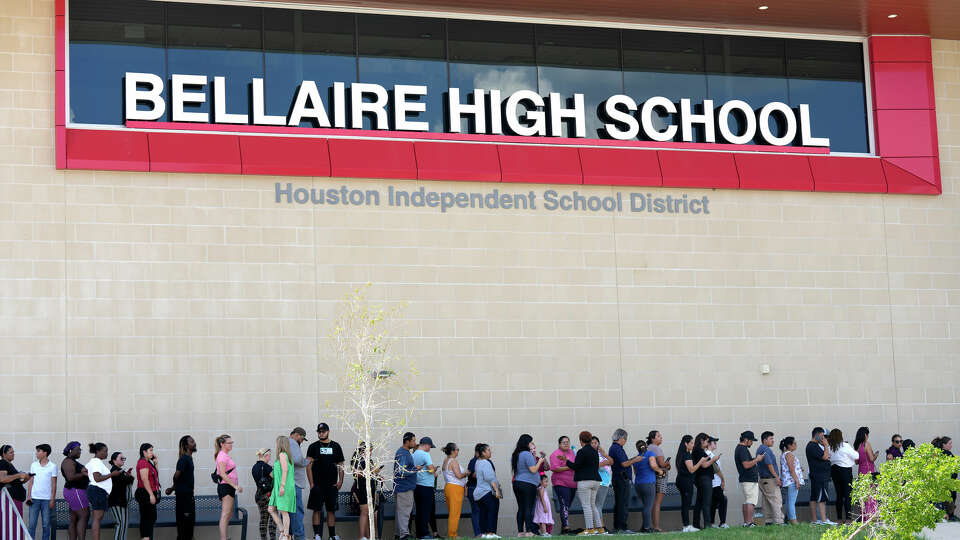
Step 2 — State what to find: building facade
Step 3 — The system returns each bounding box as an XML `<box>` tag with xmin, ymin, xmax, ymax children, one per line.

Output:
<box><xmin>2</xmin><ymin>0</ymin><xmax>960</xmax><ymax>537</ymax></box>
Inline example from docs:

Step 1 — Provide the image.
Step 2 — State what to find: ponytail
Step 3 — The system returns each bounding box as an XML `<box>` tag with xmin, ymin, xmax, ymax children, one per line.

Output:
<box><xmin>88</xmin><ymin>442</ymin><xmax>107</xmax><ymax>455</ymax></box>
<box><xmin>215</xmin><ymin>434</ymin><xmax>231</xmax><ymax>460</ymax></box>
<box><xmin>635</xmin><ymin>440</ymin><xmax>648</xmax><ymax>455</ymax></box>
<box><xmin>779</xmin><ymin>436</ymin><xmax>795</xmax><ymax>452</ymax></box>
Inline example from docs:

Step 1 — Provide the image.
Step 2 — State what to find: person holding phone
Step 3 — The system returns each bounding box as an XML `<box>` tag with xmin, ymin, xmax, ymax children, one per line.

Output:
<box><xmin>108</xmin><ymin>452</ymin><xmax>135</xmax><ymax>540</ymax></box>
<box><xmin>87</xmin><ymin>442</ymin><xmax>125</xmax><ymax>540</ymax></box>
<box><xmin>674</xmin><ymin>435</ymin><xmax>697</xmax><ymax>532</ymax></box>
<box><xmin>691</xmin><ymin>433</ymin><xmax>720</xmax><ymax>531</ymax></box>
<box><xmin>645</xmin><ymin>431</ymin><xmax>671</xmax><ymax>533</ymax></box>
<box><xmin>511</xmin><ymin>435</ymin><xmax>546</xmax><ymax>537</ymax></box>
<box><xmin>548</xmin><ymin>436</ymin><xmax>577</xmax><ymax>534</ymax></box>
<box><xmin>0</xmin><ymin>445</ymin><xmax>30</xmax><ymax>533</ymax></box>
<box><xmin>734</xmin><ymin>431</ymin><xmax>765</xmax><ymax>528</ymax></box>
<box><xmin>136</xmin><ymin>443</ymin><xmax>162</xmax><ymax>540</ymax></box>
<box><xmin>473</xmin><ymin>443</ymin><xmax>501</xmax><ymax>539</ymax></box>
<box><xmin>805</xmin><ymin>427</ymin><xmax>834</xmax><ymax>525</ymax></box>
<box><xmin>27</xmin><ymin>444</ymin><xmax>58</xmax><ymax>540</ymax></box>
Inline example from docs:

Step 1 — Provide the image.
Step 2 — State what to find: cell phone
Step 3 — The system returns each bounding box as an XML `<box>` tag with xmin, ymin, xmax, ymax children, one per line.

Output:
<box><xmin>29</xmin><ymin>473</ymin><xmax>36</xmax><ymax>476</ymax></box>
<box><xmin>25</xmin><ymin>500</ymin><xmax>33</xmax><ymax>506</ymax></box>
<box><xmin>665</xmin><ymin>457</ymin><xmax>672</xmax><ymax>463</ymax></box>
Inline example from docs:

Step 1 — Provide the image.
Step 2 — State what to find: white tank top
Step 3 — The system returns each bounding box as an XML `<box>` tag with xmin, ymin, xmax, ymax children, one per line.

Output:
<box><xmin>444</xmin><ymin>460</ymin><xmax>467</xmax><ymax>487</ymax></box>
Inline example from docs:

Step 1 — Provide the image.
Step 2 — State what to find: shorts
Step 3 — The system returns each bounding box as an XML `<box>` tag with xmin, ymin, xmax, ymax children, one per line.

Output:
<box><xmin>353</xmin><ymin>480</ymin><xmax>370</xmax><ymax>506</ymax></box>
<box><xmin>741</xmin><ymin>482</ymin><xmax>759</xmax><ymax>506</ymax></box>
<box><xmin>655</xmin><ymin>474</ymin><xmax>668</xmax><ymax>494</ymax></box>
<box><xmin>809</xmin><ymin>476</ymin><xmax>830</xmax><ymax>503</ymax></box>
<box><xmin>217</xmin><ymin>483</ymin><xmax>237</xmax><ymax>500</ymax></box>
<box><xmin>87</xmin><ymin>485</ymin><xmax>109</xmax><ymax>511</ymax></box>
<box><xmin>308</xmin><ymin>484</ymin><xmax>339</xmax><ymax>512</ymax></box>
<box><xmin>64</xmin><ymin>487</ymin><xmax>90</xmax><ymax>511</ymax></box>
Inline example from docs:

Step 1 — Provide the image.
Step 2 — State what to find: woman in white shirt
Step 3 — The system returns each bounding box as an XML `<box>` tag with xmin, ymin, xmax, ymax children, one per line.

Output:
<box><xmin>86</xmin><ymin>443</ymin><xmax>124</xmax><ymax>540</ymax></box>
<box><xmin>442</xmin><ymin>443</ymin><xmax>470</xmax><ymax>539</ymax></box>
<box><xmin>826</xmin><ymin>429</ymin><xmax>859</xmax><ymax>524</ymax></box>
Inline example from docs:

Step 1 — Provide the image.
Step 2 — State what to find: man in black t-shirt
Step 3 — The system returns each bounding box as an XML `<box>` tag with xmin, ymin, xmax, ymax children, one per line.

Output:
<box><xmin>805</xmin><ymin>427</ymin><xmax>833</xmax><ymax>525</ymax></box>
<box><xmin>306</xmin><ymin>423</ymin><xmax>345</xmax><ymax>540</ymax></box>
<box><xmin>165</xmin><ymin>435</ymin><xmax>197</xmax><ymax>540</ymax></box>
<box><xmin>733</xmin><ymin>431</ymin><xmax>764</xmax><ymax>527</ymax></box>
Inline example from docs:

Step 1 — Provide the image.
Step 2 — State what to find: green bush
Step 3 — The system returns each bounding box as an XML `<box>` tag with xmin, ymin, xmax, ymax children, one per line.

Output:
<box><xmin>821</xmin><ymin>443</ymin><xmax>960</xmax><ymax>540</ymax></box>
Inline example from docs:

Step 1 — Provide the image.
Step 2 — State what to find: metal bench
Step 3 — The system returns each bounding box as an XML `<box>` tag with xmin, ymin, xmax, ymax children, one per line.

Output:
<box><xmin>334</xmin><ymin>488</ymin><xmax>471</xmax><ymax>522</ymax></box>
<box><xmin>559</xmin><ymin>482</ymin><xmax>684</xmax><ymax>515</ymax></box>
<box><xmin>52</xmin><ymin>494</ymin><xmax>248</xmax><ymax>540</ymax></box>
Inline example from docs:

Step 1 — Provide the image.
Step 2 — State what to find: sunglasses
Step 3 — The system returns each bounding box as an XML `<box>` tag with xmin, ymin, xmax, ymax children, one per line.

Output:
<box><xmin>118</xmin><ymin>457</ymin><xmax>127</xmax><ymax>461</ymax></box>
<box><xmin>894</xmin><ymin>440</ymin><xmax>903</xmax><ymax>444</ymax></box>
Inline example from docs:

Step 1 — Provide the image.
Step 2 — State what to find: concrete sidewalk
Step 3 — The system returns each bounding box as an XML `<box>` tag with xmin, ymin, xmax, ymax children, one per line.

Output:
<box><xmin>922</xmin><ymin>521</ymin><xmax>960</xmax><ymax>539</ymax></box>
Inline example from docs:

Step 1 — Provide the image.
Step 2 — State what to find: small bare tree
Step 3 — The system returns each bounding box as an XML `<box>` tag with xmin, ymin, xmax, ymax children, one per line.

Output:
<box><xmin>329</xmin><ymin>285</ymin><xmax>420</xmax><ymax>540</ymax></box>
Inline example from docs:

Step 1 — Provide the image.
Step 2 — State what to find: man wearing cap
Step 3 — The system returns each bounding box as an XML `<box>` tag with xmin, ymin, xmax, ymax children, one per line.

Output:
<box><xmin>734</xmin><ymin>431</ymin><xmax>765</xmax><ymax>527</ymax></box>
<box><xmin>307</xmin><ymin>423</ymin><xmax>345</xmax><ymax>540</ymax></box>
<box><xmin>413</xmin><ymin>437</ymin><xmax>438</xmax><ymax>539</ymax></box>
<box><xmin>394</xmin><ymin>432</ymin><xmax>419</xmax><ymax>540</ymax></box>
<box><xmin>289</xmin><ymin>427</ymin><xmax>310</xmax><ymax>540</ymax></box>
<box><xmin>757</xmin><ymin>431</ymin><xmax>784</xmax><ymax>525</ymax></box>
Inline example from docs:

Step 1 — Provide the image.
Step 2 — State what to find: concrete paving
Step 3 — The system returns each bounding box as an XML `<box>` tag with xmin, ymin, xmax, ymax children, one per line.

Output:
<box><xmin>922</xmin><ymin>521</ymin><xmax>960</xmax><ymax>539</ymax></box>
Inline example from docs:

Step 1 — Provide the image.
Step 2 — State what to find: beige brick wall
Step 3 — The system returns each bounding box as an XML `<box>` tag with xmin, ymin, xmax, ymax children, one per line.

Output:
<box><xmin>2</xmin><ymin>0</ymin><xmax>960</xmax><ymax>536</ymax></box>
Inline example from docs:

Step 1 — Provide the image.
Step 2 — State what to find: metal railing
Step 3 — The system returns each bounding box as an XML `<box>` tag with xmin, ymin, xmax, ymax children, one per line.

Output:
<box><xmin>0</xmin><ymin>487</ymin><xmax>31</xmax><ymax>540</ymax></box>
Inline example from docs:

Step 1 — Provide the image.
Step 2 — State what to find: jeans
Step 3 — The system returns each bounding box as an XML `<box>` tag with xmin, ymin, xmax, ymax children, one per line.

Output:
<box><xmin>552</xmin><ymin>485</ymin><xmax>576</xmax><ymax>529</ymax></box>
<box><xmin>395</xmin><ymin>490</ymin><xmax>414</xmax><ymax>537</ymax></box>
<box><xmin>831</xmin><ymin>465</ymin><xmax>853</xmax><ymax>521</ymax></box>
<box><xmin>633</xmin><ymin>483</ymin><xmax>655</xmax><ymax>530</ymax></box>
<box><xmin>512</xmin><ymin>481</ymin><xmax>538</xmax><ymax>533</ymax></box>
<box><xmin>693</xmin><ymin>476</ymin><xmax>713</xmax><ymax>529</ymax></box>
<box><xmin>611</xmin><ymin>475</ymin><xmax>631</xmax><ymax>531</ymax></box>
<box><xmin>676</xmin><ymin>476</ymin><xmax>694</xmax><ymax>527</ymax></box>
<box><xmin>476</xmin><ymin>493</ymin><xmax>499</xmax><ymax>535</ymax></box>
<box><xmin>413</xmin><ymin>485</ymin><xmax>434</xmax><ymax>538</ymax></box>
<box><xmin>176</xmin><ymin>491</ymin><xmax>195</xmax><ymax>540</ymax></box>
<box><xmin>710</xmin><ymin>486</ymin><xmax>727</xmax><ymax>525</ymax></box>
<box><xmin>467</xmin><ymin>486</ymin><xmax>481</xmax><ymax>537</ymax></box>
<box><xmin>28</xmin><ymin>499</ymin><xmax>52</xmax><ymax>540</ymax></box>
<box><xmin>576</xmin><ymin>480</ymin><xmax>601</xmax><ymax>530</ymax></box>
<box><xmin>784</xmin><ymin>484</ymin><xmax>799</xmax><ymax>521</ymax></box>
<box><xmin>291</xmin><ymin>486</ymin><xmax>305</xmax><ymax>539</ymax></box>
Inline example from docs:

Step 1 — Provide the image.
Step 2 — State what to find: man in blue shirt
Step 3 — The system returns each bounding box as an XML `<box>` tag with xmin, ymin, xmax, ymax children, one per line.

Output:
<box><xmin>609</xmin><ymin>429</ymin><xmax>643</xmax><ymax>534</ymax></box>
<box><xmin>757</xmin><ymin>431</ymin><xmax>783</xmax><ymax>525</ymax></box>
<box><xmin>412</xmin><ymin>437</ymin><xmax>438</xmax><ymax>538</ymax></box>
<box><xmin>394</xmin><ymin>432</ymin><xmax>419</xmax><ymax>540</ymax></box>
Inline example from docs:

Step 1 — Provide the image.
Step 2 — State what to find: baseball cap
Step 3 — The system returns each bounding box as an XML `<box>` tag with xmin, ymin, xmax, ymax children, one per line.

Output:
<box><xmin>740</xmin><ymin>431</ymin><xmax>757</xmax><ymax>442</ymax></box>
<box><xmin>707</xmin><ymin>436</ymin><xmax>719</xmax><ymax>443</ymax></box>
<box><xmin>316</xmin><ymin>423</ymin><xmax>330</xmax><ymax>432</ymax></box>
<box><xmin>291</xmin><ymin>427</ymin><xmax>308</xmax><ymax>440</ymax></box>
<box><xmin>419</xmin><ymin>437</ymin><xmax>435</xmax><ymax>448</ymax></box>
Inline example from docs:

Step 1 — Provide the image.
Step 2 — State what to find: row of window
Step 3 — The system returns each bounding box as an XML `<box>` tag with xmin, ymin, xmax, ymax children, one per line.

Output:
<box><xmin>68</xmin><ymin>0</ymin><xmax>870</xmax><ymax>151</ymax></box>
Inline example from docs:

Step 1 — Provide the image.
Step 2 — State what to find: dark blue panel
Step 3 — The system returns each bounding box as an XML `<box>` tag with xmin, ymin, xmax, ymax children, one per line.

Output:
<box><xmin>449</xmin><ymin>63</ymin><xmax>538</xmax><ymax>134</ymax></box>
<box><xmin>69</xmin><ymin>43</ymin><xmax>165</xmax><ymax>125</ymax></box>
<box><xmin>264</xmin><ymin>52</ymin><xmax>357</xmax><ymax>125</ymax></box>
<box><xmin>357</xmin><ymin>57</ymin><xmax>446</xmax><ymax>132</ymax></box>
<box><xmin>538</xmin><ymin>67</ymin><xmax>622</xmax><ymax>138</ymax></box>
<box><xmin>789</xmin><ymin>79</ymin><xmax>868</xmax><ymax>153</ymax></box>
<box><xmin>165</xmin><ymin>49</ymin><xmax>263</xmax><ymax>122</ymax></box>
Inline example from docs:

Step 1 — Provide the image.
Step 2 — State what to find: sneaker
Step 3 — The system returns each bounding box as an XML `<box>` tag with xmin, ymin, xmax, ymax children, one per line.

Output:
<box><xmin>576</xmin><ymin>532</ymin><xmax>592</xmax><ymax>537</ymax></box>
<box><xmin>719</xmin><ymin>524</ymin><xmax>729</xmax><ymax>529</ymax></box>
<box><xmin>822</xmin><ymin>519</ymin><xmax>837</xmax><ymax>525</ymax></box>
<box><xmin>618</xmin><ymin>530</ymin><xmax>637</xmax><ymax>535</ymax></box>
<box><xmin>681</xmin><ymin>525</ymin><xmax>699</xmax><ymax>533</ymax></box>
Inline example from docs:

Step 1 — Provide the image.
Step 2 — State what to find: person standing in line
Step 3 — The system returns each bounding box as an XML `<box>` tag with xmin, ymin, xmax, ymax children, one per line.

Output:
<box><xmin>779</xmin><ymin>437</ymin><xmax>804</xmax><ymax>525</ymax></box>
<box><xmin>107</xmin><ymin>451</ymin><xmax>134</xmax><ymax>540</ymax></box>
<box><xmin>631</xmin><ymin>440</ymin><xmax>658</xmax><ymax>533</ymax></box>
<box><xmin>705</xmin><ymin>437</ymin><xmax>728</xmax><ymax>529</ymax></box>
<box><xmin>562</xmin><ymin>431</ymin><xmax>602</xmax><ymax>536</ymax></box>
<box><xmin>268</xmin><ymin>436</ymin><xmax>297</xmax><ymax>540</ymax></box>
<box><xmin>136</xmin><ymin>443</ymin><xmax>162</xmax><ymax>540</ymax></box>
<box><xmin>674</xmin><ymin>435</ymin><xmax>697</xmax><ymax>532</ymax></box>
<box><xmin>441</xmin><ymin>443</ymin><xmax>469</xmax><ymax>539</ymax></box>
<box><xmin>466</xmin><ymin>447</ymin><xmax>484</xmax><ymax>537</ymax></box>
<box><xmin>86</xmin><ymin>442</ymin><xmax>124</xmax><ymax>540</ymax></box>
<box><xmin>645</xmin><ymin>431</ymin><xmax>671</xmax><ymax>533</ymax></box>
<box><xmin>533</xmin><ymin>475</ymin><xmax>554</xmax><ymax>536</ymax></box>
<box><xmin>306</xmin><ymin>423</ymin><xmax>344</xmax><ymax>540</ymax></box>
<box><xmin>288</xmin><ymin>428</ymin><xmax>310</xmax><ymax>540</ymax></box>
<box><xmin>827</xmin><ymin>428</ymin><xmax>857</xmax><ymax>524</ymax></box>
<box><xmin>734</xmin><ymin>431</ymin><xmax>765</xmax><ymax>528</ymax></box>
<box><xmin>691</xmin><ymin>433</ymin><xmax>720</xmax><ymax>531</ymax></box>
<box><xmin>253</xmin><ymin>448</ymin><xmax>277</xmax><ymax>540</ymax></box>
<box><xmin>933</xmin><ymin>437</ymin><xmax>957</xmax><ymax>521</ymax></box>
<box><xmin>60</xmin><ymin>442</ymin><xmax>90</xmax><ymax>540</ymax></box>
<box><xmin>590</xmin><ymin>436</ymin><xmax>614</xmax><ymax>534</ymax></box>
<box><xmin>214</xmin><ymin>435</ymin><xmax>243</xmax><ymax>540</ymax></box>
<box><xmin>548</xmin><ymin>436</ymin><xmax>577</xmax><ymax>535</ymax></box>
<box><xmin>412</xmin><ymin>437</ymin><xmax>438</xmax><ymax>539</ymax></box>
<box><xmin>394</xmin><ymin>432</ymin><xmax>419</xmax><ymax>540</ymax></box>
<box><xmin>0</xmin><ymin>445</ymin><xmax>31</xmax><ymax>534</ymax></box>
<box><xmin>26</xmin><ymin>444</ymin><xmax>58</xmax><ymax>540</ymax></box>
<box><xmin>903</xmin><ymin>439</ymin><xmax>916</xmax><ymax>452</ymax></box>
<box><xmin>756</xmin><ymin>431</ymin><xmax>783</xmax><ymax>526</ymax></box>
<box><xmin>854</xmin><ymin>427</ymin><xmax>880</xmax><ymax>521</ymax></box>
<box><xmin>352</xmin><ymin>442</ymin><xmax>382</xmax><ymax>540</ymax></box>
<box><xmin>473</xmin><ymin>444</ymin><xmax>502</xmax><ymax>539</ymax></box>
<box><xmin>511</xmin><ymin>435</ymin><xmax>546</xmax><ymax>537</ymax></box>
<box><xmin>164</xmin><ymin>435</ymin><xmax>197</xmax><ymax>540</ymax></box>
<box><xmin>886</xmin><ymin>434</ymin><xmax>904</xmax><ymax>462</ymax></box>
<box><xmin>805</xmin><ymin>427</ymin><xmax>834</xmax><ymax>525</ymax></box>
<box><xmin>608</xmin><ymin>429</ymin><xmax>641</xmax><ymax>535</ymax></box>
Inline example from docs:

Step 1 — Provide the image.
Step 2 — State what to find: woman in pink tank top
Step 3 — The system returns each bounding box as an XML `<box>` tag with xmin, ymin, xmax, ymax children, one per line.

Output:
<box><xmin>854</xmin><ymin>427</ymin><xmax>879</xmax><ymax>520</ymax></box>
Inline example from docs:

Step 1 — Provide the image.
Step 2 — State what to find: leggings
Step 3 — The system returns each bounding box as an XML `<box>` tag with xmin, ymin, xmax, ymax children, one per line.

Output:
<box><xmin>110</xmin><ymin>506</ymin><xmax>129</xmax><ymax>540</ymax></box>
<box><xmin>711</xmin><ymin>486</ymin><xmax>728</xmax><ymax>525</ymax></box>
<box><xmin>256</xmin><ymin>491</ymin><xmax>277</xmax><ymax>540</ymax></box>
<box><xmin>552</xmin><ymin>485</ymin><xmax>576</xmax><ymax>529</ymax></box>
<box><xmin>634</xmin><ymin>483</ymin><xmax>655</xmax><ymax>530</ymax></box>
<box><xmin>676</xmin><ymin>476</ymin><xmax>695</xmax><ymax>527</ymax></box>
<box><xmin>575</xmin><ymin>480</ymin><xmax>601</xmax><ymax>530</ymax></box>
<box><xmin>831</xmin><ymin>465</ymin><xmax>853</xmax><ymax>521</ymax></box>
<box><xmin>512</xmin><ymin>481</ymin><xmax>538</xmax><ymax>533</ymax></box>
<box><xmin>694</xmin><ymin>476</ymin><xmax>713</xmax><ymax>528</ymax></box>
<box><xmin>135</xmin><ymin>488</ymin><xmax>158</xmax><ymax>539</ymax></box>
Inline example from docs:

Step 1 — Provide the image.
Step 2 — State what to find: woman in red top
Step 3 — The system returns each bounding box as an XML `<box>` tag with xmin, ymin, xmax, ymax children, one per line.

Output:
<box><xmin>135</xmin><ymin>443</ymin><xmax>160</xmax><ymax>540</ymax></box>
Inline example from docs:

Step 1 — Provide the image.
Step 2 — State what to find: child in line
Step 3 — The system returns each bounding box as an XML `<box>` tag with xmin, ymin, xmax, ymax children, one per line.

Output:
<box><xmin>534</xmin><ymin>474</ymin><xmax>554</xmax><ymax>536</ymax></box>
